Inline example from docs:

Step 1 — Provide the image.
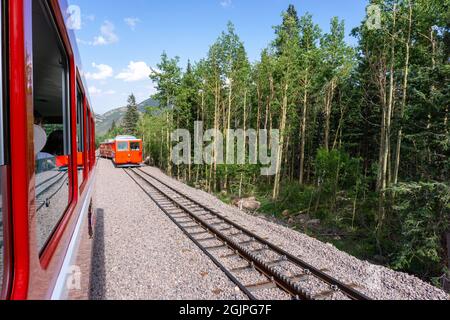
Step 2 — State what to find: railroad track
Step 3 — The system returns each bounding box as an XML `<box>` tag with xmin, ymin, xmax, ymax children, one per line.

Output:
<box><xmin>124</xmin><ymin>167</ymin><xmax>371</xmax><ymax>301</ymax></box>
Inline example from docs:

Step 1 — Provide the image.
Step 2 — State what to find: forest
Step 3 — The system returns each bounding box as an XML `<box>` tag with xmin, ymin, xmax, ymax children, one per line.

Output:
<box><xmin>99</xmin><ymin>0</ymin><xmax>450</xmax><ymax>287</ymax></box>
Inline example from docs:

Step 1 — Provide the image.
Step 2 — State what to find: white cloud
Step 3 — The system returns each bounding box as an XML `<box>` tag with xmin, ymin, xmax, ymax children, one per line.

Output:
<box><xmin>86</xmin><ymin>63</ymin><xmax>113</xmax><ymax>80</ymax></box>
<box><xmin>89</xmin><ymin>86</ymin><xmax>115</xmax><ymax>96</ymax></box>
<box><xmin>220</xmin><ymin>0</ymin><xmax>232</xmax><ymax>8</ymax></box>
<box><xmin>89</xmin><ymin>86</ymin><xmax>102</xmax><ymax>95</ymax></box>
<box><xmin>124</xmin><ymin>17</ymin><xmax>141</xmax><ymax>30</ymax></box>
<box><xmin>93</xmin><ymin>21</ymin><xmax>119</xmax><ymax>46</ymax></box>
<box><xmin>66</xmin><ymin>5</ymin><xmax>96</xmax><ymax>31</ymax></box>
<box><xmin>116</xmin><ymin>61</ymin><xmax>152</xmax><ymax>82</ymax></box>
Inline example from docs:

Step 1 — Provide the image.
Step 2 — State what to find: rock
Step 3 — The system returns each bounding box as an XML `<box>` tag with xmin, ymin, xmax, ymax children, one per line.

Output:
<box><xmin>296</xmin><ymin>214</ymin><xmax>310</xmax><ymax>224</ymax></box>
<box><xmin>282</xmin><ymin>210</ymin><xmax>290</xmax><ymax>217</ymax></box>
<box><xmin>373</xmin><ymin>255</ymin><xmax>389</xmax><ymax>265</ymax></box>
<box><xmin>231</xmin><ymin>198</ymin><xmax>241</xmax><ymax>207</ymax></box>
<box><xmin>307</xmin><ymin>219</ymin><xmax>321</xmax><ymax>226</ymax></box>
<box><xmin>232</xmin><ymin>197</ymin><xmax>261</xmax><ymax>212</ymax></box>
<box><xmin>220</xmin><ymin>190</ymin><xmax>228</xmax><ymax>196</ymax></box>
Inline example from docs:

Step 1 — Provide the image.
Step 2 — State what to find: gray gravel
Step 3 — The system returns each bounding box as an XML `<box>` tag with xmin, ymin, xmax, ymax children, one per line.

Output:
<box><xmin>91</xmin><ymin>159</ymin><xmax>247</xmax><ymax>300</ymax></box>
<box><xmin>36</xmin><ymin>171</ymin><xmax>69</xmax><ymax>251</ymax></box>
<box><xmin>141</xmin><ymin>166</ymin><xmax>450</xmax><ymax>301</ymax></box>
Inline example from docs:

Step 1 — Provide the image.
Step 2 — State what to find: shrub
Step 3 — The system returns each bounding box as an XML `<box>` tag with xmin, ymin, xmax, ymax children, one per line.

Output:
<box><xmin>387</xmin><ymin>182</ymin><xmax>450</xmax><ymax>278</ymax></box>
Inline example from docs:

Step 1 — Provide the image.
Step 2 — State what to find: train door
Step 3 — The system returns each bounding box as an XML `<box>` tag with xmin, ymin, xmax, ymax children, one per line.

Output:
<box><xmin>114</xmin><ymin>140</ymin><xmax>129</xmax><ymax>165</ymax></box>
<box><xmin>130</xmin><ymin>140</ymin><xmax>142</xmax><ymax>164</ymax></box>
<box><xmin>0</xmin><ymin>0</ymin><xmax>10</xmax><ymax>299</ymax></box>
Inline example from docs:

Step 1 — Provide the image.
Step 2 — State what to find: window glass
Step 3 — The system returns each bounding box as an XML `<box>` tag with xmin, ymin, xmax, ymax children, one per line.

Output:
<box><xmin>0</xmin><ymin>0</ymin><xmax>3</xmax><ymax>289</ymax></box>
<box><xmin>86</xmin><ymin>109</ymin><xmax>90</xmax><ymax>170</ymax></box>
<box><xmin>33</xmin><ymin>1</ymin><xmax>71</xmax><ymax>251</ymax></box>
<box><xmin>76</xmin><ymin>86</ymin><xmax>84</xmax><ymax>188</ymax></box>
<box><xmin>130</xmin><ymin>142</ymin><xmax>140</xmax><ymax>151</ymax></box>
<box><xmin>117</xmin><ymin>142</ymin><xmax>128</xmax><ymax>151</ymax></box>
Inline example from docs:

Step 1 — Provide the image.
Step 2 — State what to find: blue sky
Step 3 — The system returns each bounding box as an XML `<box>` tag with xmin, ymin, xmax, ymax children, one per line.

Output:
<box><xmin>67</xmin><ymin>0</ymin><xmax>369</xmax><ymax>115</ymax></box>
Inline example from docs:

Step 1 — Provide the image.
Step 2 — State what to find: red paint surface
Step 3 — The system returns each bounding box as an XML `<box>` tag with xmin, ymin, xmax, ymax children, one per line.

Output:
<box><xmin>5</xmin><ymin>0</ymin><xmax>96</xmax><ymax>300</ymax></box>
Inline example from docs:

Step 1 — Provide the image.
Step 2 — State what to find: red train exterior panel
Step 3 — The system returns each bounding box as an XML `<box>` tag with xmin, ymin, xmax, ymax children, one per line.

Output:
<box><xmin>2</xmin><ymin>0</ymin><xmax>98</xmax><ymax>300</ymax></box>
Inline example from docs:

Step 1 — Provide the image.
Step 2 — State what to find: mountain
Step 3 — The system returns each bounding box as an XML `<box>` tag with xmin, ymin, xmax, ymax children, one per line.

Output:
<box><xmin>95</xmin><ymin>98</ymin><xmax>159</xmax><ymax>136</ymax></box>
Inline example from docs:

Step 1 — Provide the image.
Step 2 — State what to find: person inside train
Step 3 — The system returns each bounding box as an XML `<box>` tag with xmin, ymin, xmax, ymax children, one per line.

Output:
<box><xmin>34</xmin><ymin>111</ymin><xmax>57</xmax><ymax>173</ymax></box>
<box><xmin>34</xmin><ymin>113</ymin><xmax>51</xmax><ymax>158</ymax></box>
<box><xmin>42</xmin><ymin>130</ymin><xmax>64</xmax><ymax>156</ymax></box>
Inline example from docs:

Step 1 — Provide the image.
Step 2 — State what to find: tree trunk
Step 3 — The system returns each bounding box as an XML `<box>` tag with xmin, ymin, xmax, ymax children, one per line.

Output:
<box><xmin>273</xmin><ymin>83</ymin><xmax>288</xmax><ymax>199</ymax></box>
<box><xmin>299</xmin><ymin>71</ymin><xmax>308</xmax><ymax>185</ymax></box>
<box><xmin>393</xmin><ymin>0</ymin><xmax>412</xmax><ymax>185</ymax></box>
<box><xmin>324</xmin><ymin>79</ymin><xmax>336</xmax><ymax>151</ymax></box>
<box><xmin>377</xmin><ymin>2</ymin><xmax>397</xmax><ymax>233</ymax></box>
<box><xmin>224</xmin><ymin>79</ymin><xmax>233</xmax><ymax>190</ymax></box>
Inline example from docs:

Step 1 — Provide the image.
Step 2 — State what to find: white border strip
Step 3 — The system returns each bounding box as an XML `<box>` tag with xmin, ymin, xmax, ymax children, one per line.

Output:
<box><xmin>50</xmin><ymin>180</ymin><xmax>94</xmax><ymax>300</ymax></box>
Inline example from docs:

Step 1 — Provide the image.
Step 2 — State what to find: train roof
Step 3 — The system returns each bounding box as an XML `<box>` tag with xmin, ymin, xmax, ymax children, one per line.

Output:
<box><xmin>115</xmin><ymin>136</ymin><xmax>140</xmax><ymax>141</ymax></box>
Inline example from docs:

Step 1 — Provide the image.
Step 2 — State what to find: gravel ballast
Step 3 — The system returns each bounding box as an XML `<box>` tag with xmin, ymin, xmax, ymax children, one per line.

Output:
<box><xmin>91</xmin><ymin>159</ymin><xmax>246</xmax><ymax>300</ymax></box>
<box><xmin>139</xmin><ymin>165</ymin><xmax>450</xmax><ymax>301</ymax></box>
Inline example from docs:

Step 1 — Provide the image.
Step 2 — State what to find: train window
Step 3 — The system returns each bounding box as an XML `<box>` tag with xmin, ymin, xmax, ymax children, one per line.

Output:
<box><xmin>32</xmin><ymin>1</ymin><xmax>71</xmax><ymax>251</ymax></box>
<box><xmin>130</xmin><ymin>142</ymin><xmax>140</xmax><ymax>151</ymax></box>
<box><xmin>76</xmin><ymin>86</ymin><xmax>85</xmax><ymax>188</ymax></box>
<box><xmin>117</xmin><ymin>142</ymin><xmax>128</xmax><ymax>151</ymax></box>
<box><xmin>86</xmin><ymin>109</ymin><xmax>90</xmax><ymax>170</ymax></box>
<box><xmin>0</xmin><ymin>0</ymin><xmax>4</xmax><ymax>291</ymax></box>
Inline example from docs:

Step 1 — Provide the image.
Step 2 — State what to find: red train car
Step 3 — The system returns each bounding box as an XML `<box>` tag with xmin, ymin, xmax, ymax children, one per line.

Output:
<box><xmin>99</xmin><ymin>139</ymin><xmax>114</xmax><ymax>159</ymax></box>
<box><xmin>100</xmin><ymin>136</ymin><xmax>143</xmax><ymax>167</ymax></box>
<box><xmin>1</xmin><ymin>0</ymin><xmax>97</xmax><ymax>300</ymax></box>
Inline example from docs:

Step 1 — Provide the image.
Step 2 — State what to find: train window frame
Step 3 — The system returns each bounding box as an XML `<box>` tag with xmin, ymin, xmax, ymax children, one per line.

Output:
<box><xmin>130</xmin><ymin>142</ymin><xmax>140</xmax><ymax>151</ymax></box>
<box><xmin>76</xmin><ymin>79</ymin><xmax>85</xmax><ymax>189</ymax></box>
<box><xmin>0</xmin><ymin>0</ymin><xmax>7</xmax><ymax>298</ymax></box>
<box><xmin>32</xmin><ymin>0</ymin><xmax>73</xmax><ymax>254</ymax></box>
<box><xmin>117</xmin><ymin>141</ymin><xmax>129</xmax><ymax>152</ymax></box>
<box><xmin>85</xmin><ymin>107</ymin><xmax>91</xmax><ymax>172</ymax></box>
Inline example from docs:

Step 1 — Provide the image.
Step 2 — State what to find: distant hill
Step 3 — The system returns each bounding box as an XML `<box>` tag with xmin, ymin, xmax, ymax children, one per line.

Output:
<box><xmin>95</xmin><ymin>98</ymin><xmax>159</xmax><ymax>136</ymax></box>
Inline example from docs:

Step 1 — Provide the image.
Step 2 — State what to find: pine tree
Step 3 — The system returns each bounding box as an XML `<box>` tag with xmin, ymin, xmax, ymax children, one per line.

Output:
<box><xmin>123</xmin><ymin>93</ymin><xmax>139</xmax><ymax>136</ymax></box>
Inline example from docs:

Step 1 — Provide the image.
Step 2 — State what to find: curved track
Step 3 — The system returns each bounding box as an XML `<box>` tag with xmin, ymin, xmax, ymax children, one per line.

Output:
<box><xmin>125</xmin><ymin>167</ymin><xmax>371</xmax><ymax>301</ymax></box>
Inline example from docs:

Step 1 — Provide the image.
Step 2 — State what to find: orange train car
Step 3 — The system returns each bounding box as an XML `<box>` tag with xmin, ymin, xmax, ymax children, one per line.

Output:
<box><xmin>99</xmin><ymin>139</ymin><xmax>115</xmax><ymax>159</ymax></box>
<box><xmin>100</xmin><ymin>136</ymin><xmax>143</xmax><ymax>167</ymax></box>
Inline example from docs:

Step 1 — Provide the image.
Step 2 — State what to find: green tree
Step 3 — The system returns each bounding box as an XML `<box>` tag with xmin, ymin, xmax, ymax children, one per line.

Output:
<box><xmin>123</xmin><ymin>93</ymin><xmax>139</xmax><ymax>135</ymax></box>
<box><xmin>150</xmin><ymin>52</ymin><xmax>182</xmax><ymax>176</ymax></box>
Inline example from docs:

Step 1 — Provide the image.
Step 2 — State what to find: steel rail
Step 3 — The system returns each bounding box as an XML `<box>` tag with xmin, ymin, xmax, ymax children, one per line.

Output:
<box><xmin>128</xmin><ymin>169</ymin><xmax>312</xmax><ymax>299</ymax></box>
<box><xmin>36</xmin><ymin>171</ymin><xmax>68</xmax><ymax>200</ymax></box>
<box><xmin>135</xmin><ymin>167</ymin><xmax>371</xmax><ymax>301</ymax></box>
<box><xmin>36</xmin><ymin>176</ymin><xmax>69</xmax><ymax>212</ymax></box>
<box><xmin>35</xmin><ymin>171</ymin><xmax>64</xmax><ymax>189</ymax></box>
<box><xmin>123</xmin><ymin>169</ymin><xmax>258</xmax><ymax>300</ymax></box>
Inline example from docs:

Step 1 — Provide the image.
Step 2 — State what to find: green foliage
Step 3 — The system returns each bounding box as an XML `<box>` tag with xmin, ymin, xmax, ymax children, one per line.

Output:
<box><xmin>387</xmin><ymin>182</ymin><xmax>450</xmax><ymax>278</ymax></box>
<box><xmin>131</xmin><ymin>2</ymin><xmax>450</xmax><ymax>285</ymax></box>
<box><xmin>315</xmin><ymin>148</ymin><xmax>362</xmax><ymax>192</ymax></box>
<box><xmin>123</xmin><ymin>93</ymin><xmax>140</xmax><ymax>135</ymax></box>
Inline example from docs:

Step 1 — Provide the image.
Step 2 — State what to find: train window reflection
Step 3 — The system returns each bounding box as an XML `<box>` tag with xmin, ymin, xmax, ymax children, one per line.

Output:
<box><xmin>33</xmin><ymin>1</ymin><xmax>71</xmax><ymax>252</ymax></box>
<box><xmin>117</xmin><ymin>142</ymin><xmax>128</xmax><ymax>151</ymax></box>
<box><xmin>76</xmin><ymin>86</ymin><xmax>85</xmax><ymax>188</ymax></box>
<box><xmin>130</xmin><ymin>142</ymin><xmax>140</xmax><ymax>151</ymax></box>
